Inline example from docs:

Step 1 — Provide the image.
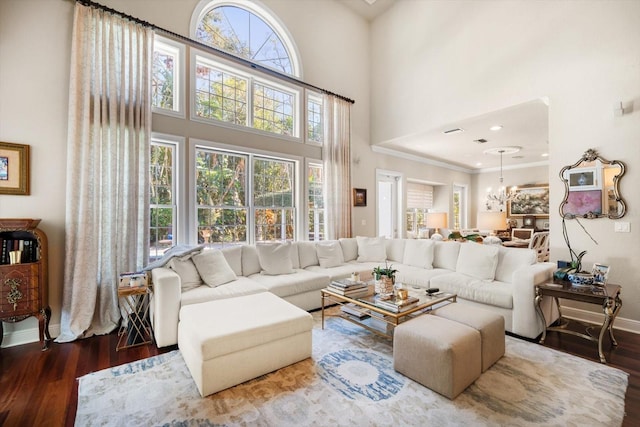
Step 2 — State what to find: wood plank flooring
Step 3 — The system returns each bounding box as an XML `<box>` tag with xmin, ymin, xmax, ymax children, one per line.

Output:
<box><xmin>1</xmin><ymin>319</ymin><xmax>638</xmax><ymax>426</ymax></box>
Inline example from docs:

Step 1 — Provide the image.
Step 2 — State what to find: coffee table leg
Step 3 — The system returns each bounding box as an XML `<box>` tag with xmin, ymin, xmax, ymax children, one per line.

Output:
<box><xmin>321</xmin><ymin>293</ymin><xmax>325</xmax><ymax>330</ymax></box>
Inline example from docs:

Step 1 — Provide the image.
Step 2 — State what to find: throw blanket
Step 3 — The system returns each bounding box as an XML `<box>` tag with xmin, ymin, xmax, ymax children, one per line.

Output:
<box><xmin>143</xmin><ymin>244</ymin><xmax>206</xmax><ymax>271</ymax></box>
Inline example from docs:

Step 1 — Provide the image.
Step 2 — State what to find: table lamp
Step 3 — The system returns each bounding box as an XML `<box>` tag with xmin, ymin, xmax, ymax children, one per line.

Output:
<box><xmin>426</xmin><ymin>212</ymin><xmax>448</xmax><ymax>240</ymax></box>
<box><xmin>478</xmin><ymin>211</ymin><xmax>507</xmax><ymax>245</ymax></box>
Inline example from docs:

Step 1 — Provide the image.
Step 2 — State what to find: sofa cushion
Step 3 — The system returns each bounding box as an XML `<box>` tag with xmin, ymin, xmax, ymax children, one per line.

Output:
<box><xmin>242</xmin><ymin>245</ymin><xmax>262</xmax><ymax>276</ymax></box>
<box><xmin>256</xmin><ymin>243</ymin><xmax>295</xmax><ymax>275</ymax></box>
<box><xmin>339</xmin><ymin>238</ymin><xmax>358</xmax><ymax>262</ymax></box>
<box><xmin>385</xmin><ymin>239</ymin><xmax>406</xmax><ymax>263</ymax></box>
<box><xmin>433</xmin><ymin>241</ymin><xmax>461</xmax><ymax>270</ymax></box>
<box><xmin>395</xmin><ymin>264</ymin><xmax>449</xmax><ymax>287</ymax></box>
<box><xmin>430</xmin><ymin>273</ymin><xmax>513</xmax><ymax>309</ymax></box>
<box><xmin>316</xmin><ymin>241</ymin><xmax>345</xmax><ymax>268</ymax></box>
<box><xmin>356</xmin><ymin>236</ymin><xmax>386</xmax><ymax>262</ymax></box>
<box><xmin>192</xmin><ymin>249</ymin><xmax>237</xmax><ymax>288</ymax></box>
<box><xmin>306</xmin><ymin>262</ymin><xmax>373</xmax><ymax>281</ymax></box>
<box><xmin>297</xmin><ymin>241</ymin><xmax>319</xmax><ymax>268</ymax></box>
<box><xmin>456</xmin><ymin>242</ymin><xmax>500</xmax><ymax>281</ymax></box>
<box><xmin>402</xmin><ymin>239</ymin><xmax>434</xmax><ymax>269</ymax></box>
<box><xmin>167</xmin><ymin>256</ymin><xmax>202</xmax><ymax>292</ymax></box>
<box><xmin>249</xmin><ymin>269</ymin><xmax>329</xmax><ymax>298</ymax></box>
<box><xmin>494</xmin><ymin>246</ymin><xmax>537</xmax><ymax>283</ymax></box>
<box><xmin>180</xmin><ymin>277</ymin><xmax>267</xmax><ymax>307</ymax></box>
<box><xmin>289</xmin><ymin>243</ymin><xmax>301</xmax><ymax>269</ymax></box>
<box><xmin>221</xmin><ymin>246</ymin><xmax>243</xmax><ymax>277</ymax></box>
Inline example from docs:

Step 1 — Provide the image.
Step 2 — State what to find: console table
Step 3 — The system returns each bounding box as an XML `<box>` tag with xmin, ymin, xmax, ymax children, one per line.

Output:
<box><xmin>535</xmin><ymin>280</ymin><xmax>622</xmax><ymax>363</ymax></box>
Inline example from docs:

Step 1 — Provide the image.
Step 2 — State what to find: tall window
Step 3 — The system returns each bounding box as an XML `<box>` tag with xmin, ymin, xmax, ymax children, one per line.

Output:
<box><xmin>406</xmin><ymin>182</ymin><xmax>433</xmax><ymax>234</ymax></box>
<box><xmin>149</xmin><ymin>141</ymin><xmax>177</xmax><ymax>260</ymax></box>
<box><xmin>196</xmin><ymin>148</ymin><xmax>248</xmax><ymax>246</ymax></box>
<box><xmin>193</xmin><ymin>1</ymin><xmax>299</xmax><ymax>76</ymax></box>
<box><xmin>195</xmin><ymin>147</ymin><xmax>297</xmax><ymax>247</ymax></box>
<box><xmin>195</xmin><ymin>57</ymin><xmax>248</xmax><ymax>125</ymax></box>
<box><xmin>307</xmin><ymin>92</ymin><xmax>323</xmax><ymax>143</ymax></box>
<box><xmin>307</xmin><ymin>163</ymin><xmax>325</xmax><ymax>240</ymax></box>
<box><xmin>453</xmin><ymin>184</ymin><xmax>467</xmax><ymax>230</ymax></box>
<box><xmin>253</xmin><ymin>158</ymin><xmax>295</xmax><ymax>242</ymax></box>
<box><xmin>152</xmin><ymin>36</ymin><xmax>184</xmax><ymax>116</ymax></box>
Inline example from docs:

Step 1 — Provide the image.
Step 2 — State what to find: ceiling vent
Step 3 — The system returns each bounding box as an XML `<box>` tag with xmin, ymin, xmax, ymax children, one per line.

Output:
<box><xmin>443</xmin><ymin>128</ymin><xmax>464</xmax><ymax>135</ymax></box>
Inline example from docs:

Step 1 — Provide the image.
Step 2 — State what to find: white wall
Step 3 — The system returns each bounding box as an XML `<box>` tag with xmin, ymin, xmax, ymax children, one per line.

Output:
<box><xmin>371</xmin><ymin>0</ymin><xmax>640</xmax><ymax>322</ymax></box>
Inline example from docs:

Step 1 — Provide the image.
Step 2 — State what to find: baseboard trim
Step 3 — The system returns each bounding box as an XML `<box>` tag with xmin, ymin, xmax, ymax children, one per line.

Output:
<box><xmin>562</xmin><ymin>306</ymin><xmax>640</xmax><ymax>334</ymax></box>
<box><xmin>1</xmin><ymin>323</ymin><xmax>61</xmax><ymax>348</ymax></box>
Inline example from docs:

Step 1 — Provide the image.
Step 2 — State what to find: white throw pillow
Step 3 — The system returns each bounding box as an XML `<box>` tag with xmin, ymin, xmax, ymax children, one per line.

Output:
<box><xmin>402</xmin><ymin>239</ymin><xmax>435</xmax><ymax>269</ymax></box>
<box><xmin>297</xmin><ymin>241</ymin><xmax>320</xmax><ymax>268</ymax></box>
<box><xmin>256</xmin><ymin>243</ymin><xmax>295</xmax><ymax>275</ymax></box>
<box><xmin>191</xmin><ymin>249</ymin><xmax>237</xmax><ymax>288</ymax></box>
<box><xmin>339</xmin><ymin>238</ymin><xmax>358</xmax><ymax>262</ymax></box>
<box><xmin>316</xmin><ymin>241</ymin><xmax>345</xmax><ymax>268</ymax></box>
<box><xmin>356</xmin><ymin>236</ymin><xmax>387</xmax><ymax>262</ymax></box>
<box><xmin>456</xmin><ymin>242</ymin><xmax>500</xmax><ymax>280</ymax></box>
<box><xmin>167</xmin><ymin>257</ymin><xmax>202</xmax><ymax>292</ymax></box>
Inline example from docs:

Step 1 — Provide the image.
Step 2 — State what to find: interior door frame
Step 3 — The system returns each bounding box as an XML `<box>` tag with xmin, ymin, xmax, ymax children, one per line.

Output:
<box><xmin>376</xmin><ymin>169</ymin><xmax>403</xmax><ymax>238</ymax></box>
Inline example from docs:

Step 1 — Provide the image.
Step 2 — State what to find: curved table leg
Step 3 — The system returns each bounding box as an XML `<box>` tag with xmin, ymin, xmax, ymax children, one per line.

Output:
<box><xmin>535</xmin><ymin>287</ymin><xmax>547</xmax><ymax>344</ymax></box>
<box><xmin>39</xmin><ymin>306</ymin><xmax>52</xmax><ymax>351</ymax></box>
<box><xmin>609</xmin><ymin>295</ymin><xmax>622</xmax><ymax>346</ymax></box>
<box><xmin>598</xmin><ymin>297</ymin><xmax>618</xmax><ymax>363</ymax></box>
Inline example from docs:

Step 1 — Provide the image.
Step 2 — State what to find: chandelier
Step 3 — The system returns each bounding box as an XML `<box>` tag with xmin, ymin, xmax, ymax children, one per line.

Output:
<box><xmin>484</xmin><ymin>147</ymin><xmax>521</xmax><ymax>211</ymax></box>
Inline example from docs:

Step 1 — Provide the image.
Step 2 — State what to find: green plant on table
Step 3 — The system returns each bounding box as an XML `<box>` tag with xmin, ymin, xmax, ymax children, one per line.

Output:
<box><xmin>372</xmin><ymin>261</ymin><xmax>397</xmax><ymax>281</ymax></box>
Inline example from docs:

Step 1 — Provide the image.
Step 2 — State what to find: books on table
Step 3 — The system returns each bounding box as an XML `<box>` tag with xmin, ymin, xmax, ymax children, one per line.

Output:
<box><xmin>328</xmin><ymin>279</ymin><xmax>369</xmax><ymax>298</ymax></box>
<box><xmin>371</xmin><ymin>295</ymin><xmax>419</xmax><ymax>313</ymax></box>
<box><xmin>340</xmin><ymin>303</ymin><xmax>370</xmax><ymax>319</ymax></box>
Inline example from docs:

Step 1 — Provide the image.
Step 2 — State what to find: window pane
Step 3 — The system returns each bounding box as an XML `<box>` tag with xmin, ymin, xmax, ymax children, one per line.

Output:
<box><xmin>253</xmin><ymin>82</ymin><xmax>295</xmax><ymax>136</ymax></box>
<box><xmin>253</xmin><ymin>157</ymin><xmax>295</xmax><ymax>242</ymax></box>
<box><xmin>308</xmin><ymin>163</ymin><xmax>325</xmax><ymax>240</ymax></box>
<box><xmin>195</xmin><ymin>5</ymin><xmax>293</xmax><ymax>75</ymax></box>
<box><xmin>152</xmin><ymin>50</ymin><xmax>175</xmax><ymax>110</ymax></box>
<box><xmin>196</xmin><ymin>148</ymin><xmax>248</xmax><ymax>247</ymax></box>
<box><xmin>307</xmin><ymin>95</ymin><xmax>323</xmax><ymax>143</ymax></box>
<box><xmin>195</xmin><ymin>62</ymin><xmax>248</xmax><ymax>125</ymax></box>
<box><xmin>149</xmin><ymin>143</ymin><xmax>175</xmax><ymax>261</ymax></box>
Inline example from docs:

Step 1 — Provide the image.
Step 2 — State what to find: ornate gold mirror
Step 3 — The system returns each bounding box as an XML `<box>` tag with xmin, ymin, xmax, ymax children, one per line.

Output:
<box><xmin>559</xmin><ymin>149</ymin><xmax>626</xmax><ymax>219</ymax></box>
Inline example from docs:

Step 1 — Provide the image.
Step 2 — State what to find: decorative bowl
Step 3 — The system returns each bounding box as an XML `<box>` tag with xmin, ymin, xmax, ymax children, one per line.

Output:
<box><xmin>567</xmin><ymin>272</ymin><xmax>595</xmax><ymax>286</ymax></box>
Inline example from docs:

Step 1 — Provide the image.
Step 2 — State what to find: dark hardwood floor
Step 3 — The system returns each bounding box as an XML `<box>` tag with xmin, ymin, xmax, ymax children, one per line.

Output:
<box><xmin>1</xmin><ymin>319</ymin><xmax>638</xmax><ymax>426</ymax></box>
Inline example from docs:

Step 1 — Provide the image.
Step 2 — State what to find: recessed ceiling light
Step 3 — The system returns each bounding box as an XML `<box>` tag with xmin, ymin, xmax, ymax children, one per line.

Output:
<box><xmin>541</xmin><ymin>153</ymin><xmax>549</xmax><ymax>157</ymax></box>
<box><xmin>476</xmin><ymin>162</ymin><xmax>482</xmax><ymax>167</ymax></box>
<box><xmin>443</xmin><ymin>128</ymin><xmax>464</xmax><ymax>135</ymax></box>
<box><xmin>489</xmin><ymin>125</ymin><xmax>503</xmax><ymax>131</ymax></box>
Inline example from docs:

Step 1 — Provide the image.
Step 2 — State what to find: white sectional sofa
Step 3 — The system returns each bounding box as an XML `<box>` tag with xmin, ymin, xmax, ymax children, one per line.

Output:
<box><xmin>149</xmin><ymin>236</ymin><xmax>559</xmax><ymax>347</ymax></box>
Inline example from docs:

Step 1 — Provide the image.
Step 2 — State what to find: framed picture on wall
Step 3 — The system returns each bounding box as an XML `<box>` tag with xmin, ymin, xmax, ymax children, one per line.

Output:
<box><xmin>564</xmin><ymin>167</ymin><xmax>599</xmax><ymax>191</ymax></box>
<box><xmin>507</xmin><ymin>184</ymin><xmax>549</xmax><ymax>218</ymax></box>
<box><xmin>353</xmin><ymin>188</ymin><xmax>367</xmax><ymax>207</ymax></box>
<box><xmin>0</xmin><ymin>141</ymin><xmax>30</xmax><ymax>195</ymax></box>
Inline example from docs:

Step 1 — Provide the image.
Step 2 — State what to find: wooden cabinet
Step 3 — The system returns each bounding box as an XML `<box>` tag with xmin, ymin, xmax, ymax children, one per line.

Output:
<box><xmin>0</xmin><ymin>218</ymin><xmax>51</xmax><ymax>350</ymax></box>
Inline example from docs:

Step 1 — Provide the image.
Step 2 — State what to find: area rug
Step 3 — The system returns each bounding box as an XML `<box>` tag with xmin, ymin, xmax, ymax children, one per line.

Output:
<box><xmin>76</xmin><ymin>313</ymin><xmax>628</xmax><ymax>426</ymax></box>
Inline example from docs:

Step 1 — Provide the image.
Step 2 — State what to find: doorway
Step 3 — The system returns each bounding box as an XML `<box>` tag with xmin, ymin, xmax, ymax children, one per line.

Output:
<box><xmin>376</xmin><ymin>170</ymin><xmax>402</xmax><ymax>238</ymax></box>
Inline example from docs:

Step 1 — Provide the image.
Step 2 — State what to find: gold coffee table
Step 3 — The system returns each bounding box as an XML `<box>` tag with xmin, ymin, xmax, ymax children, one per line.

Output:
<box><xmin>321</xmin><ymin>284</ymin><xmax>457</xmax><ymax>339</ymax></box>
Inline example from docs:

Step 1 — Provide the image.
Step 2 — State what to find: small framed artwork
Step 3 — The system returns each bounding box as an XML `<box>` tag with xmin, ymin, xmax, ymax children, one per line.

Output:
<box><xmin>353</xmin><ymin>188</ymin><xmax>367</xmax><ymax>207</ymax></box>
<box><xmin>563</xmin><ymin>190</ymin><xmax>602</xmax><ymax>217</ymax></box>
<box><xmin>507</xmin><ymin>185</ymin><xmax>550</xmax><ymax>218</ymax></box>
<box><xmin>565</xmin><ymin>167</ymin><xmax>599</xmax><ymax>191</ymax></box>
<box><xmin>592</xmin><ymin>263</ymin><xmax>610</xmax><ymax>286</ymax></box>
<box><xmin>0</xmin><ymin>141</ymin><xmax>30</xmax><ymax>195</ymax></box>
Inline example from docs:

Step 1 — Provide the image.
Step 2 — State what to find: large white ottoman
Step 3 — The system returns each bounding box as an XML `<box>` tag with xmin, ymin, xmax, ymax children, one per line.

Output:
<box><xmin>178</xmin><ymin>292</ymin><xmax>313</xmax><ymax>397</ymax></box>
<box><xmin>393</xmin><ymin>315</ymin><xmax>481</xmax><ymax>399</ymax></box>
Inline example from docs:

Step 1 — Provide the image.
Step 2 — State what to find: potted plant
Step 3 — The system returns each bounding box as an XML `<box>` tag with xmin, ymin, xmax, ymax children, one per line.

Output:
<box><xmin>372</xmin><ymin>262</ymin><xmax>397</xmax><ymax>295</ymax></box>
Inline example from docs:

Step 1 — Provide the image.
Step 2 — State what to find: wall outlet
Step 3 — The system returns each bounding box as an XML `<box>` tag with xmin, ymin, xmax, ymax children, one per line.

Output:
<box><xmin>614</xmin><ymin>222</ymin><xmax>630</xmax><ymax>233</ymax></box>
<box><xmin>361</xmin><ymin>219</ymin><xmax>366</xmax><ymax>226</ymax></box>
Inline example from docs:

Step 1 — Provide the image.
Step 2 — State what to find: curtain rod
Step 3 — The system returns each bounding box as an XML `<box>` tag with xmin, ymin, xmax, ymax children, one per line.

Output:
<box><xmin>75</xmin><ymin>0</ymin><xmax>355</xmax><ymax>104</ymax></box>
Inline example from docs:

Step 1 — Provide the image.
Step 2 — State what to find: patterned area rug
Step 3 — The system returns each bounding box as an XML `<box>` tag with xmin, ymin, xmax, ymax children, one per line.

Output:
<box><xmin>76</xmin><ymin>312</ymin><xmax>628</xmax><ymax>426</ymax></box>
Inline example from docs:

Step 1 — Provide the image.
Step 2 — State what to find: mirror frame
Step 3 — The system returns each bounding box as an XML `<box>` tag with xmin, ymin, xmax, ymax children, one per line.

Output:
<box><xmin>559</xmin><ymin>149</ymin><xmax>626</xmax><ymax>219</ymax></box>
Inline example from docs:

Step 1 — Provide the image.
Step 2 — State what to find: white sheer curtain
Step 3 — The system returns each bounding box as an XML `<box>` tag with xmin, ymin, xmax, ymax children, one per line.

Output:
<box><xmin>323</xmin><ymin>95</ymin><xmax>352</xmax><ymax>240</ymax></box>
<box><xmin>57</xmin><ymin>4</ymin><xmax>152</xmax><ymax>342</ymax></box>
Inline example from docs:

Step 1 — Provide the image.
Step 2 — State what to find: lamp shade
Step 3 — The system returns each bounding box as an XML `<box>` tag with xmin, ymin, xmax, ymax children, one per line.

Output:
<box><xmin>477</xmin><ymin>211</ymin><xmax>507</xmax><ymax>231</ymax></box>
<box><xmin>426</xmin><ymin>212</ymin><xmax>447</xmax><ymax>229</ymax></box>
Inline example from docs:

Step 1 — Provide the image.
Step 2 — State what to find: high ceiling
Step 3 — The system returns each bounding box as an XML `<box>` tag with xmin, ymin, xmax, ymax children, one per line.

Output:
<box><xmin>338</xmin><ymin>0</ymin><xmax>396</xmax><ymax>21</ymax></box>
<box><xmin>373</xmin><ymin>99</ymin><xmax>550</xmax><ymax>172</ymax></box>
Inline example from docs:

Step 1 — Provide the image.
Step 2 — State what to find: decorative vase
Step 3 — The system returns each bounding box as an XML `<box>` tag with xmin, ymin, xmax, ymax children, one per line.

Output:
<box><xmin>375</xmin><ymin>275</ymin><xmax>394</xmax><ymax>295</ymax></box>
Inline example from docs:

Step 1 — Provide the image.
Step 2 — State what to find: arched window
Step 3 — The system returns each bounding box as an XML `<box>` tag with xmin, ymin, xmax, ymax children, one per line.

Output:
<box><xmin>191</xmin><ymin>0</ymin><xmax>301</xmax><ymax>77</ymax></box>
